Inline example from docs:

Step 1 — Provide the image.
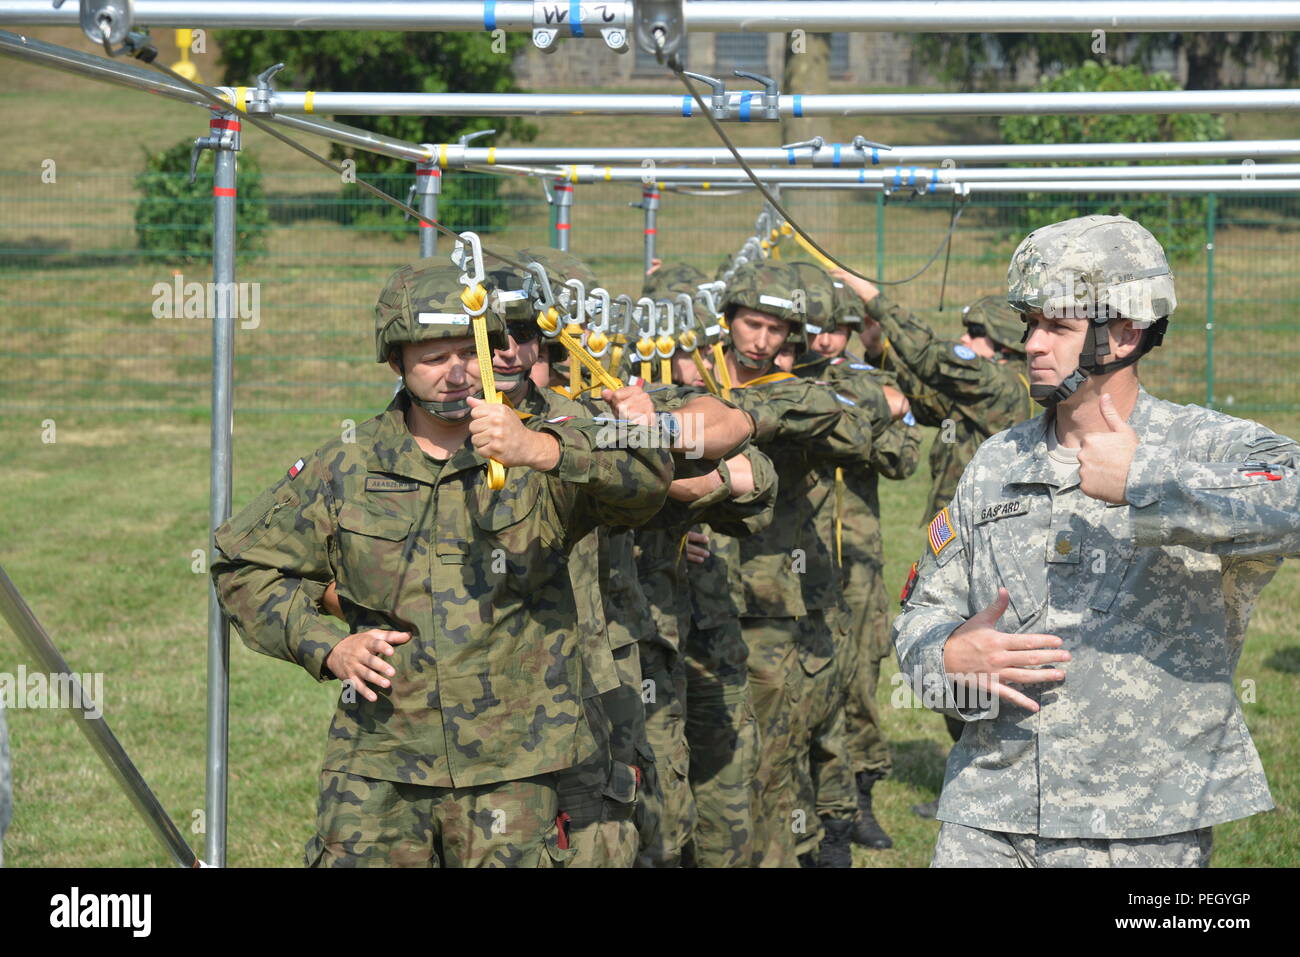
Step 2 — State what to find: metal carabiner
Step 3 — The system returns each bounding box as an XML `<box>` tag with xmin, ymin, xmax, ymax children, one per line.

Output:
<box><xmin>452</xmin><ymin>231</ymin><xmax>487</xmax><ymax>315</ymax></box>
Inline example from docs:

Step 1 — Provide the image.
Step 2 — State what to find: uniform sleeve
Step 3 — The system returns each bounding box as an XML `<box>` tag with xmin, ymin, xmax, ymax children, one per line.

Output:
<box><xmin>870</xmin><ymin>417</ymin><xmax>924</xmax><ymax>481</ymax></box>
<box><xmin>1128</xmin><ymin>415</ymin><xmax>1300</xmax><ymax>559</ymax></box>
<box><xmin>539</xmin><ymin>417</ymin><xmax>674</xmax><ymax>534</ymax></box>
<box><xmin>730</xmin><ymin>379</ymin><xmax>874</xmax><ymax>467</ymax></box>
<box><xmin>210</xmin><ymin>454</ymin><xmax>345</xmax><ymax>682</ymax></box>
<box><xmin>697</xmin><ymin>445</ymin><xmax>778</xmax><ymax>538</ymax></box>
<box><xmin>870</xmin><ymin>294</ymin><xmax>1018</xmax><ymax>411</ymax></box>
<box><xmin>890</xmin><ymin>466</ymin><xmax>995</xmax><ymax>722</ymax></box>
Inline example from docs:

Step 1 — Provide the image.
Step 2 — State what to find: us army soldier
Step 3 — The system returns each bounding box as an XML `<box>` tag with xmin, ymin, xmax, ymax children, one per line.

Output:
<box><xmin>894</xmin><ymin>215</ymin><xmax>1300</xmax><ymax>867</ymax></box>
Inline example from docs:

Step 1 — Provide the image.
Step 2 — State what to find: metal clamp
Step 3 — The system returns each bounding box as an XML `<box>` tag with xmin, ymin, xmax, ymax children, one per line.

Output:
<box><xmin>189</xmin><ymin>113</ymin><xmax>239</xmax><ymax>185</ymax></box>
<box><xmin>452</xmin><ymin>231</ymin><xmax>488</xmax><ymax>315</ymax></box>
<box><xmin>634</xmin><ymin>0</ymin><xmax>685</xmax><ymax>65</ymax></box>
<box><xmin>682</xmin><ymin>71</ymin><xmax>729</xmax><ymax>120</ymax></box>
<box><xmin>733</xmin><ymin>70</ymin><xmax>780</xmax><ymax>121</ymax></box>
<box><xmin>781</xmin><ymin>135</ymin><xmax>825</xmax><ymax>152</ymax></box>
<box><xmin>248</xmin><ymin>62</ymin><xmax>284</xmax><ymax>115</ymax></box>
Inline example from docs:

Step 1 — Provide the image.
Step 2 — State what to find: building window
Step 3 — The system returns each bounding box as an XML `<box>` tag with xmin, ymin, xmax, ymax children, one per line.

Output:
<box><xmin>830</xmin><ymin>32</ymin><xmax>850</xmax><ymax>78</ymax></box>
<box><xmin>714</xmin><ymin>33</ymin><xmax>770</xmax><ymax>75</ymax></box>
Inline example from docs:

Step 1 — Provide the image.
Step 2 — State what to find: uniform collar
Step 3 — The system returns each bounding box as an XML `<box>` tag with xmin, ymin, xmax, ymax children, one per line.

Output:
<box><xmin>367</xmin><ymin>393</ymin><xmax>486</xmax><ymax>485</ymax></box>
<box><xmin>1003</xmin><ymin>385</ymin><xmax>1157</xmax><ymax>491</ymax></box>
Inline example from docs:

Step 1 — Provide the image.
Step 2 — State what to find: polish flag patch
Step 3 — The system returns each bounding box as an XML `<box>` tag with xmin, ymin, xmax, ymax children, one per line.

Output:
<box><xmin>546</xmin><ymin>416</ymin><xmax>575</xmax><ymax>424</ymax></box>
<box><xmin>287</xmin><ymin>458</ymin><xmax>305</xmax><ymax>479</ymax></box>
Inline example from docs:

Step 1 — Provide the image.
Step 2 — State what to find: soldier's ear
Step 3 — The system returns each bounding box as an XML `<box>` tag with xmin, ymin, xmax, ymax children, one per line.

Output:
<box><xmin>387</xmin><ymin>348</ymin><xmax>404</xmax><ymax>378</ymax></box>
<box><xmin>1109</xmin><ymin>318</ymin><xmax>1145</xmax><ymax>359</ymax></box>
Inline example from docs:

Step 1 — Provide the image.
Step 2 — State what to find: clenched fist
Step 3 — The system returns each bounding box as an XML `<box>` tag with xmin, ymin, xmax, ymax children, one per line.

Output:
<box><xmin>467</xmin><ymin>396</ymin><xmax>560</xmax><ymax>470</ymax></box>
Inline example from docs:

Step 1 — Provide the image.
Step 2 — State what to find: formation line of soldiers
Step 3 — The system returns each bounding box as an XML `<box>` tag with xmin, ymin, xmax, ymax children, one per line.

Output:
<box><xmin>213</xmin><ymin>213</ymin><xmax>1300</xmax><ymax>868</ymax></box>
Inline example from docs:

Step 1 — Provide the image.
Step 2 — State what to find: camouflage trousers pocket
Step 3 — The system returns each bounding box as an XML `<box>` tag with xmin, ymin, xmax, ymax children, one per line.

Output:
<box><xmin>541</xmin><ymin>815</ymin><xmax>576</xmax><ymax>868</ymax></box>
<box><xmin>601</xmin><ymin>761</ymin><xmax>640</xmax><ymax>822</ymax></box>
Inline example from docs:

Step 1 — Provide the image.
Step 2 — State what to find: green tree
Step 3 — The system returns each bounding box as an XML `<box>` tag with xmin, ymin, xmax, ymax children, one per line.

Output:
<box><xmin>134</xmin><ymin>139</ymin><xmax>270</xmax><ymax>263</ymax></box>
<box><xmin>216</xmin><ymin>30</ymin><xmax>537</xmax><ymax>235</ymax></box>
<box><xmin>999</xmin><ymin>61</ymin><xmax>1225</xmax><ymax>257</ymax></box>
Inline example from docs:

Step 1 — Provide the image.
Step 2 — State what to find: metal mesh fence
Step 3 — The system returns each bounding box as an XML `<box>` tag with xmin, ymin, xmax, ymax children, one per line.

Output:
<box><xmin>2</xmin><ymin>167</ymin><xmax>1298</xmax><ymax>416</ymax></box>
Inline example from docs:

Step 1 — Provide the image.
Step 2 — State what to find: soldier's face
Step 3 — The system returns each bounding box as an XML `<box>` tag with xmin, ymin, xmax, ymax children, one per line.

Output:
<box><xmin>672</xmin><ymin>351</ymin><xmax>708</xmax><ymax>387</ymax></box>
<box><xmin>492</xmin><ymin>329</ymin><xmax>540</xmax><ymax>397</ymax></box>
<box><xmin>809</xmin><ymin>328</ymin><xmax>849</xmax><ymax>358</ymax></box>
<box><xmin>958</xmin><ymin>330</ymin><xmax>997</xmax><ymax>360</ymax></box>
<box><xmin>774</xmin><ymin>344</ymin><xmax>796</xmax><ymax>372</ymax></box>
<box><xmin>1023</xmin><ymin>311</ymin><xmax>1087</xmax><ymax>388</ymax></box>
<box><xmin>392</xmin><ymin>337</ymin><xmax>481</xmax><ymax>406</ymax></box>
<box><xmin>730</xmin><ymin>308</ymin><xmax>791</xmax><ymax>364</ymax></box>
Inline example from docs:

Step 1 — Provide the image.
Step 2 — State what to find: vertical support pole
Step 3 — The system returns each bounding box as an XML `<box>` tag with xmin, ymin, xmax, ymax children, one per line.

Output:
<box><xmin>416</xmin><ymin>157</ymin><xmax>441</xmax><ymax>259</ymax></box>
<box><xmin>205</xmin><ymin>108</ymin><xmax>239</xmax><ymax>867</ymax></box>
<box><xmin>1205</xmin><ymin>192</ymin><xmax>1217</xmax><ymax>410</ymax></box>
<box><xmin>553</xmin><ymin>178</ymin><xmax>573</xmax><ymax>251</ymax></box>
<box><xmin>875</xmin><ymin>191</ymin><xmax>885</xmax><ymax>281</ymax></box>
<box><xmin>642</xmin><ymin>186</ymin><xmax>659</xmax><ymax>274</ymax></box>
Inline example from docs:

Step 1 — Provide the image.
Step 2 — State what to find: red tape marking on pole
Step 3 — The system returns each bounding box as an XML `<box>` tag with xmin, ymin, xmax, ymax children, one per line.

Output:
<box><xmin>213</xmin><ymin>187</ymin><xmax>237</xmax><ymax>197</ymax></box>
<box><xmin>210</xmin><ymin>119</ymin><xmax>241</xmax><ymax>131</ymax></box>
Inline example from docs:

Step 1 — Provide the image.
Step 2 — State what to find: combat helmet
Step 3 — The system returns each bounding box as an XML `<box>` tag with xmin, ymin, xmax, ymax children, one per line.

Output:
<box><xmin>1007</xmin><ymin>214</ymin><xmax>1174</xmax><ymax>406</ymax></box>
<box><xmin>374</xmin><ymin>261</ymin><xmax>507</xmax><ymax>420</ymax></box>
<box><xmin>961</xmin><ymin>295</ymin><xmax>1026</xmax><ymax>358</ymax></box>
<box><xmin>721</xmin><ymin>260</ymin><xmax>809</xmax><ymax>369</ymax></box>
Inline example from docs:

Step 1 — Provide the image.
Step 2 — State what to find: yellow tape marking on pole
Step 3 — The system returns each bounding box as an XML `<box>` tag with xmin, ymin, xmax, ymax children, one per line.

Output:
<box><xmin>235</xmin><ymin>86</ymin><xmax>247</xmax><ymax>112</ymax></box>
<box><xmin>304</xmin><ymin>90</ymin><xmax>315</xmax><ymax>113</ymax></box>
<box><xmin>487</xmin><ymin>146</ymin><xmax>497</xmax><ymax>165</ymax></box>
<box><xmin>439</xmin><ymin>144</ymin><xmax>449</xmax><ymax>168</ymax></box>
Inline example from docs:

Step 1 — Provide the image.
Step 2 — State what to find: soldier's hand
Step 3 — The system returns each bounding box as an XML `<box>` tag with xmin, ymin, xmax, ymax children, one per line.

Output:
<box><xmin>325</xmin><ymin>629</ymin><xmax>412</xmax><ymax>703</ymax></box>
<box><xmin>829</xmin><ymin>268</ymin><xmax>879</xmax><ymax>304</ymax></box>
<box><xmin>723</xmin><ymin>452</ymin><xmax>756</xmax><ymax>496</ymax></box>
<box><xmin>685</xmin><ymin>531</ymin><xmax>711</xmax><ymax>564</ymax></box>
<box><xmin>321</xmin><ymin>580</ymin><xmax>343</xmax><ymax>620</ymax></box>
<box><xmin>467</xmin><ymin>396</ymin><xmax>560</xmax><ymax>470</ymax></box>
<box><xmin>601</xmin><ymin>383</ymin><xmax>656</xmax><ymax>427</ymax></box>
<box><xmin>1078</xmin><ymin>393</ymin><xmax>1137</xmax><ymax>505</ymax></box>
<box><xmin>646</xmin><ymin>257</ymin><xmax>663</xmax><ymax>277</ymax></box>
<box><xmin>942</xmin><ymin>588</ymin><xmax>1069</xmax><ymax>713</ymax></box>
<box><xmin>882</xmin><ymin>384</ymin><xmax>910</xmax><ymax>420</ymax></box>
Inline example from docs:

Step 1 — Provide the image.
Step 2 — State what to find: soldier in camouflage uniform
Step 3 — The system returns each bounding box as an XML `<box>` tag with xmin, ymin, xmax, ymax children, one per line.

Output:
<box><xmin>718</xmin><ymin>260</ymin><xmax>888</xmax><ymax>866</ymax></box>
<box><xmin>894</xmin><ymin>214</ymin><xmax>1300</xmax><ymax>867</ymax></box>
<box><xmin>799</xmin><ymin>273</ymin><xmax>923</xmax><ymax>850</ymax></box>
<box><xmin>212</xmin><ymin>261</ymin><xmax>673</xmax><ymax>867</ymax></box>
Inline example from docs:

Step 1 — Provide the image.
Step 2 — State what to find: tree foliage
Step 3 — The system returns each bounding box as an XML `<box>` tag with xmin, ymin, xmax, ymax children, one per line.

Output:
<box><xmin>999</xmin><ymin>62</ymin><xmax>1225</xmax><ymax>256</ymax></box>
<box><xmin>216</xmin><ymin>30</ymin><xmax>537</xmax><ymax>235</ymax></box>
<box><xmin>134</xmin><ymin>139</ymin><xmax>270</xmax><ymax>263</ymax></box>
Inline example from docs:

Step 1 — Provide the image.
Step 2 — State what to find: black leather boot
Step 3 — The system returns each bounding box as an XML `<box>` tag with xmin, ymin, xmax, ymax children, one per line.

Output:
<box><xmin>851</xmin><ymin>771</ymin><xmax>893</xmax><ymax>849</ymax></box>
<box><xmin>815</xmin><ymin>818</ymin><xmax>853</xmax><ymax>868</ymax></box>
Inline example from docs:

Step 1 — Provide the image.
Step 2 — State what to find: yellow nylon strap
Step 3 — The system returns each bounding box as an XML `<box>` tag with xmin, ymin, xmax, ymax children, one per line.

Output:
<box><xmin>609</xmin><ymin>342</ymin><xmax>625</xmax><ymax>377</ymax></box>
<box><xmin>676</xmin><ymin>531</ymin><xmax>690</xmax><ymax>565</ymax></box>
<box><xmin>879</xmin><ymin>337</ymin><xmax>892</xmax><ymax>369</ymax></box>
<box><xmin>462</xmin><ymin>284</ymin><xmax>504</xmax><ymax>490</ymax></box>
<box><xmin>690</xmin><ymin>349</ymin><xmax>721</xmax><ymax>395</ymax></box>
<box><xmin>660</xmin><ymin>358</ymin><xmax>672</xmax><ymax>385</ymax></box>
<box><xmin>791</xmin><ymin>228</ymin><xmax>837</xmax><ymax>270</ymax></box>
<box><xmin>711</xmin><ymin>343</ymin><xmax>733</xmax><ymax>399</ymax></box>
<box><xmin>304</xmin><ymin>90</ymin><xmax>315</xmax><ymax>113</ymax></box>
<box><xmin>640</xmin><ymin>360</ymin><xmax>653</xmax><ymax>383</ymax></box>
<box><xmin>734</xmin><ymin>370</ymin><xmax>797</xmax><ymax>389</ymax></box>
<box><xmin>834</xmin><ymin>467</ymin><xmax>844</xmax><ymax>567</ymax></box>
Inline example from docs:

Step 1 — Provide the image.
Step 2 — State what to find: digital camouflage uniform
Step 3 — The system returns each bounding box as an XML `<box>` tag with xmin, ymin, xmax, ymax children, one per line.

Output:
<box><xmin>896</xmin><ymin>215</ymin><xmax>1300</xmax><ymax>867</ymax></box>
<box><xmin>868</xmin><ymin>294</ymin><xmax>1034</xmax><ymax>524</ymax></box>
<box><xmin>895</xmin><ymin>389</ymin><xmax>1299</xmax><ymax>865</ymax></box>
<box><xmin>212</xmin><ymin>264</ymin><xmax>673</xmax><ymax>868</ymax></box>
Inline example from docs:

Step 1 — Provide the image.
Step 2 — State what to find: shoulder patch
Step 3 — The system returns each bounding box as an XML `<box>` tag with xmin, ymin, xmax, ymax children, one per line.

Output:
<box><xmin>953</xmin><ymin>344</ymin><xmax>977</xmax><ymax>361</ymax></box>
<box><xmin>287</xmin><ymin>458</ymin><xmax>305</xmax><ymax>479</ymax></box>
<box><xmin>546</xmin><ymin>415</ymin><xmax>576</xmax><ymax>424</ymax></box>
<box><xmin>849</xmin><ymin>361</ymin><xmax>875</xmax><ymax>371</ymax></box>
<box><xmin>899</xmin><ymin>561</ymin><xmax>919</xmax><ymax>606</ymax></box>
<box><xmin>834</xmin><ymin>393</ymin><xmax>857</xmax><ymax>406</ymax></box>
<box><xmin>902</xmin><ymin>410</ymin><xmax>917</xmax><ymax>427</ymax></box>
<box><xmin>927</xmin><ymin>507</ymin><xmax>956</xmax><ymax>556</ymax></box>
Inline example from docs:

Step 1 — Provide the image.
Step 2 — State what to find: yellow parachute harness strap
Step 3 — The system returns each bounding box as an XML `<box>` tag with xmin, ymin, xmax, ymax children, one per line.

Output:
<box><xmin>834</xmin><ymin>467</ymin><xmax>844</xmax><ymax>567</ymax></box>
<box><xmin>564</xmin><ymin>316</ymin><xmax>585</xmax><ymax>396</ymax></box>
<box><xmin>679</xmin><ymin>330</ymin><xmax>721</xmax><ymax>396</ymax></box>
<box><xmin>676</xmin><ymin>530</ymin><xmax>691</xmax><ymax>565</ymax></box>
<box><xmin>461</xmin><ymin>282</ymin><xmax>506</xmax><ymax>491</ymax></box>
<box><xmin>791</xmin><ymin>228</ymin><xmax>837</xmax><ymax>271</ymax></box>
<box><xmin>711</xmin><ymin>342</ymin><xmax>733</xmax><ymax>399</ymax></box>
<box><xmin>733</xmin><ymin>370</ymin><xmax>797</xmax><ymax>389</ymax></box>
<box><xmin>878</xmin><ymin>336</ymin><xmax>892</xmax><ymax>369</ymax></box>
<box><xmin>537</xmin><ymin>307</ymin><xmax>623</xmax><ymax>393</ymax></box>
<box><xmin>304</xmin><ymin>90</ymin><xmax>315</xmax><ymax>113</ymax></box>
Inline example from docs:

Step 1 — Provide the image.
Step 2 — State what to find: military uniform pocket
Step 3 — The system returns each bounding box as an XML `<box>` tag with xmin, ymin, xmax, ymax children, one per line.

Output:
<box><xmin>336</xmin><ymin>503</ymin><xmax>415</xmax><ymax>611</ymax></box>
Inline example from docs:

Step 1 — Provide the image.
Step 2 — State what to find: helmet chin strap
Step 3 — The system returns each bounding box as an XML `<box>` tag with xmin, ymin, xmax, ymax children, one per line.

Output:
<box><xmin>1026</xmin><ymin>317</ymin><xmax>1168</xmax><ymax>408</ymax></box>
<box><xmin>734</xmin><ymin>349</ymin><xmax>774</xmax><ymax>372</ymax></box>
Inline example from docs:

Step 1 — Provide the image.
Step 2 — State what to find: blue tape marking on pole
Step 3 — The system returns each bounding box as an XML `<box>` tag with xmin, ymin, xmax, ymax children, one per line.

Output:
<box><xmin>682</xmin><ymin>96</ymin><xmax>692</xmax><ymax>117</ymax></box>
<box><xmin>484</xmin><ymin>0</ymin><xmax>496</xmax><ymax>30</ymax></box>
<box><xmin>739</xmin><ymin>92</ymin><xmax>752</xmax><ymax>122</ymax></box>
<box><xmin>833</xmin><ymin>143</ymin><xmax>841</xmax><ymax>167</ymax></box>
<box><xmin>928</xmin><ymin>180</ymin><xmax>935</xmax><ymax>193</ymax></box>
<box><xmin>871</xmin><ymin>147</ymin><xmax>879</xmax><ymax>165</ymax></box>
<box><xmin>793</xmin><ymin>94</ymin><xmax>803</xmax><ymax>117</ymax></box>
<box><xmin>570</xmin><ymin>1</ymin><xmax>583</xmax><ymax>36</ymax></box>
<box><xmin>859</xmin><ymin>168</ymin><xmax>866</xmax><ymax>183</ymax></box>
<box><xmin>787</xmin><ymin>149</ymin><xmax>795</xmax><ymax>165</ymax></box>
<box><xmin>908</xmin><ymin>168</ymin><xmax>917</xmax><ymax>187</ymax></box>
<box><xmin>894</xmin><ymin>169</ymin><xmax>901</xmax><ymax>187</ymax></box>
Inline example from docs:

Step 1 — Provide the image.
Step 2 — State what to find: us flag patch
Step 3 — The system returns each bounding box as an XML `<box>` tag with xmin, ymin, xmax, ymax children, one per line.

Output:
<box><xmin>287</xmin><ymin>458</ymin><xmax>305</xmax><ymax>479</ymax></box>
<box><xmin>927</xmin><ymin>508</ymin><xmax>955</xmax><ymax>556</ymax></box>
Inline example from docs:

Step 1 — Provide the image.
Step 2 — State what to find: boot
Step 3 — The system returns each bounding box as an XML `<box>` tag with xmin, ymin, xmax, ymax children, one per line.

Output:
<box><xmin>911</xmin><ymin>798</ymin><xmax>939</xmax><ymax>819</ymax></box>
<box><xmin>815</xmin><ymin>818</ymin><xmax>853</xmax><ymax>868</ymax></box>
<box><xmin>798</xmin><ymin>851</ymin><xmax>818</xmax><ymax>868</ymax></box>
<box><xmin>851</xmin><ymin>771</ymin><xmax>893</xmax><ymax>849</ymax></box>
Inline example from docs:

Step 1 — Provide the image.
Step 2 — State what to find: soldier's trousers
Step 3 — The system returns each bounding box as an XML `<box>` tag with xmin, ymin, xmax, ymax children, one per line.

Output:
<box><xmin>932</xmin><ymin>822</ymin><xmax>1214</xmax><ymax>868</ymax></box>
<box><xmin>842</xmin><ymin>563</ymin><xmax>894</xmax><ymax>778</ymax></box>
<box><xmin>557</xmin><ymin>690</ymin><xmax>640</xmax><ymax>868</ymax></box>
<box><xmin>740</xmin><ymin>615</ymin><xmax>803</xmax><ymax>868</ymax></box>
<box><xmin>637</xmin><ymin>641</ymin><xmax>697</xmax><ymax>867</ymax></box>
<box><xmin>589</xmin><ymin>641</ymin><xmax>653</xmax><ymax>868</ymax></box>
<box><xmin>683</xmin><ymin>618</ymin><xmax>761</xmax><ymax>868</ymax></box>
<box><xmin>794</xmin><ymin>607</ymin><xmax>856</xmax><ymax>857</ymax></box>
<box><xmin>305</xmin><ymin>769</ymin><xmax>570</xmax><ymax>868</ymax></box>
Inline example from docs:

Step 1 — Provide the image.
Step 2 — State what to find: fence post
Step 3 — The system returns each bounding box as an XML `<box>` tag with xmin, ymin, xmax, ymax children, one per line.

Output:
<box><xmin>875</xmin><ymin>191</ymin><xmax>885</xmax><ymax>280</ymax></box>
<box><xmin>1205</xmin><ymin>192</ymin><xmax>1216</xmax><ymax>410</ymax></box>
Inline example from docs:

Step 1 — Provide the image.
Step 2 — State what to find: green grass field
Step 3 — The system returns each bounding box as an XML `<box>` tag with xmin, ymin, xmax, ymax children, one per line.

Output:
<box><xmin>1</xmin><ymin>27</ymin><xmax>1298</xmax><ymax>867</ymax></box>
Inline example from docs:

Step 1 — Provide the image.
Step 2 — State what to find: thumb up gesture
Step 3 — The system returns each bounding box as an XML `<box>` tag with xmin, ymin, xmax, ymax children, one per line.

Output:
<box><xmin>1078</xmin><ymin>393</ymin><xmax>1139</xmax><ymax>504</ymax></box>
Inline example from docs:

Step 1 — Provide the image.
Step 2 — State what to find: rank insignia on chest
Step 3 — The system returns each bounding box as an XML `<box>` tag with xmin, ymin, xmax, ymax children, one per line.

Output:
<box><xmin>928</xmin><ymin>508</ymin><xmax>956</xmax><ymax>556</ymax></box>
<box><xmin>1047</xmin><ymin>529</ymin><xmax>1081</xmax><ymax>564</ymax></box>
